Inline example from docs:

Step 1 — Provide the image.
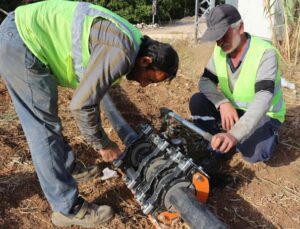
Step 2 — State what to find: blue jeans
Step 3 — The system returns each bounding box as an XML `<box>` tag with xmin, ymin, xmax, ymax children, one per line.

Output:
<box><xmin>0</xmin><ymin>13</ymin><xmax>78</xmax><ymax>214</ymax></box>
<box><xmin>189</xmin><ymin>93</ymin><xmax>281</xmax><ymax>163</ymax></box>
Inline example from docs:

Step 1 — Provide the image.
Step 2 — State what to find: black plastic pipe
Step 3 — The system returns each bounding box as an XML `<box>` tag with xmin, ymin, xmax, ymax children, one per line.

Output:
<box><xmin>168</xmin><ymin>187</ymin><xmax>227</xmax><ymax>229</ymax></box>
<box><xmin>101</xmin><ymin>94</ymin><xmax>138</xmax><ymax>146</ymax></box>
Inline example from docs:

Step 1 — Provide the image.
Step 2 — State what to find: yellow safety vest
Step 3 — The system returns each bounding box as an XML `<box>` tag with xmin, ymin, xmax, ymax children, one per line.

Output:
<box><xmin>213</xmin><ymin>36</ymin><xmax>285</xmax><ymax>123</ymax></box>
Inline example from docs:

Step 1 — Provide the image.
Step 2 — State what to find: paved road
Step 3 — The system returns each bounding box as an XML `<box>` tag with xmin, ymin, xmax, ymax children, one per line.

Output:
<box><xmin>141</xmin><ymin>20</ymin><xmax>207</xmax><ymax>41</ymax></box>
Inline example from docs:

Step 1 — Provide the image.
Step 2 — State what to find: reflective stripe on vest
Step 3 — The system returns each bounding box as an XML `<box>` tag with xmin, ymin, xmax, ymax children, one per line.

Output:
<box><xmin>232</xmin><ymin>82</ymin><xmax>284</xmax><ymax>113</ymax></box>
<box><xmin>72</xmin><ymin>2</ymin><xmax>141</xmax><ymax>81</ymax></box>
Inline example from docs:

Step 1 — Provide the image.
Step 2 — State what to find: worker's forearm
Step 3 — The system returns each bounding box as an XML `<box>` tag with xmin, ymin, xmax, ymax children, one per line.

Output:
<box><xmin>71</xmin><ymin>107</ymin><xmax>111</xmax><ymax>149</ymax></box>
<box><xmin>229</xmin><ymin>91</ymin><xmax>273</xmax><ymax>142</ymax></box>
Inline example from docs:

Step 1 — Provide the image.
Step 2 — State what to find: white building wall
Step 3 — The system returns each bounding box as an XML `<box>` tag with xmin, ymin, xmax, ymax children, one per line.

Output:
<box><xmin>225</xmin><ymin>0</ymin><xmax>284</xmax><ymax>41</ymax></box>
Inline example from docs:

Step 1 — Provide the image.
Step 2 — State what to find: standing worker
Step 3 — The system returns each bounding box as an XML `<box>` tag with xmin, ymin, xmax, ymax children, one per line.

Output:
<box><xmin>189</xmin><ymin>4</ymin><xmax>285</xmax><ymax>172</ymax></box>
<box><xmin>0</xmin><ymin>0</ymin><xmax>179</xmax><ymax>227</ymax></box>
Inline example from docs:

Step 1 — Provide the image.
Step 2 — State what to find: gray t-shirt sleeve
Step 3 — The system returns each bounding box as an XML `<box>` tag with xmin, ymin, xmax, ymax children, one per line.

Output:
<box><xmin>69</xmin><ymin>20</ymin><xmax>136</xmax><ymax>149</ymax></box>
<box><xmin>229</xmin><ymin>49</ymin><xmax>278</xmax><ymax>141</ymax></box>
<box><xmin>199</xmin><ymin>56</ymin><xmax>229</xmax><ymax>108</ymax></box>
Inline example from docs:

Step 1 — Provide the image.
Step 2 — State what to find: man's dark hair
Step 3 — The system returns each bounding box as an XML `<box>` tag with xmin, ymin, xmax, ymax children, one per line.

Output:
<box><xmin>138</xmin><ymin>35</ymin><xmax>179</xmax><ymax>81</ymax></box>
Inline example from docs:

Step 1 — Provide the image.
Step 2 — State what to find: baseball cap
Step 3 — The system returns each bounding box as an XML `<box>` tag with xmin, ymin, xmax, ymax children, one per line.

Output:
<box><xmin>201</xmin><ymin>4</ymin><xmax>241</xmax><ymax>42</ymax></box>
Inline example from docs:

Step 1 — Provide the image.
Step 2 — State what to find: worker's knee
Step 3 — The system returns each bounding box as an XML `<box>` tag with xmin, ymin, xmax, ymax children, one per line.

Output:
<box><xmin>189</xmin><ymin>93</ymin><xmax>214</xmax><ymax>115</ymax></box>
<box><xmin>239</xmin><ymin>135</ymin><xmax>278</xmax><ymax>163</ymax></box>
<box><xmin>242</xmin><ymin>151</ymin><xmax>273</xmax><ymax>163</ymax></box>
<box><xmin>189</xmin><ymin>93</ymin><xmax>205</xmax><ymax>111</ymax></box>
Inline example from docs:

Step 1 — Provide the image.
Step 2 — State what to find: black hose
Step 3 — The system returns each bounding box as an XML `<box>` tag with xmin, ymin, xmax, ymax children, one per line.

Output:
<box><xmin>168</xmin><ymin>187</ymin><xmax>228</xmax><ymax>229</ymax></box>
<box><xmin>101</xmin><ymin>94</ymin><xmax>138</xmax><ymax>146</ymax></box>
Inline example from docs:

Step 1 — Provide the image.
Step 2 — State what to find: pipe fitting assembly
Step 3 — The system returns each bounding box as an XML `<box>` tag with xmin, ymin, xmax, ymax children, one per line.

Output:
<box><xmin>101</xmin><ymin>94</ymin><xmax>227</xmax><ymax>229</ymax></box>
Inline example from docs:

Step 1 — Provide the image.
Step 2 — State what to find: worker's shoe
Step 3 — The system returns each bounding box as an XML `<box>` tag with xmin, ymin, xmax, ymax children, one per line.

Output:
<box><xmin>70</xmin><ymin>161</ymin><xmax>100</xmax><ymax>183</ymax></box>
<box><xmin>51</xmin><ymin>199</ymin><xmax>114</xmax><ymax>228</ymax></box>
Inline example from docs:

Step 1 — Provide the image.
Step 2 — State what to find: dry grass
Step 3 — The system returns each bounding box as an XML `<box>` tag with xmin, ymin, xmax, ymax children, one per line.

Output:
<box><xmin>266</xmin><ymin>0</ymin><xmax>300</xmax><ymax>65</ymax></box>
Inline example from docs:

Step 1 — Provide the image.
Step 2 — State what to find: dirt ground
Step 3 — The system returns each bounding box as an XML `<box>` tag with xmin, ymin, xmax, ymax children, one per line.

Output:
<box><xmin>1</xmin><ymin>35</ymin><xmax>300</xmax><ymax>229</ymax></box>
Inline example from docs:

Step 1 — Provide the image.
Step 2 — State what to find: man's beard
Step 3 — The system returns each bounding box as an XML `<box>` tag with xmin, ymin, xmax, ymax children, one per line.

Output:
<box><xmin>224</xmin><ymin>35</ymin><xmax>241</xmax><ymax>55</ymax></box>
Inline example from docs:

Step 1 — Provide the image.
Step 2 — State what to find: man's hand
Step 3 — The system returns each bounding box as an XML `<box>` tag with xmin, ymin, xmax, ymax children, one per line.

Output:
<box><xmin>211</xmin><ymin>133</ymin><xmax>238</xmax><ymax>153</ymax></box>
<box><xmin>219</xmin><ymin>102</ymin><xmax>239</xmax><ymax>131</ymax></box>
<box><xmin>99</xmin><ymin>141</ymin><xmax>123</xmax><ymax>162</ymax></box>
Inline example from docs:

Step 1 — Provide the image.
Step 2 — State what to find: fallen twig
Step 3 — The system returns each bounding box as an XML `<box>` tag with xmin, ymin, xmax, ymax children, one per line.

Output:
<box><xmin>232</xmin><ymin>207</ymin><xmax>258</xmax><ymax>226</ymax></box>
<box><xmin>255</xmin><ymin>176</ymin><xmax>300</xmax><ymax>202</ymax></box>
<box><xmin>0</xmin><ymin>8</ymin><xmax>8</xmax><ymax>16</ymax></box>
<box><xmin>280</xmin><ymin>142</ymin><xmax>300</xmax><ymax>150</ymax></box>
<box><xmin>31</xmin><ymin>214</ymin><xmax>53</xmax><ymax>227</ymax></box>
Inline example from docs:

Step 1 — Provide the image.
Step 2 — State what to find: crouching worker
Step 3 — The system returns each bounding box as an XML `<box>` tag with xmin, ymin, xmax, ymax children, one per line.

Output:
<box><xmin>189</xmin><ymin>4</ymin><xmax>285</xmax><ymax>172</ymax></box>
<box><xmin>0</xmin><ymin>0</ymin><xmax>178</xmax><ymax>227</ymax></box>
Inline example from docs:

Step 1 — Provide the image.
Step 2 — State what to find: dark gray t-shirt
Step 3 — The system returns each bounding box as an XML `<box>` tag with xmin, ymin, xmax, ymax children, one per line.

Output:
<box><xmin>69</xmin><ymin>19</ymin><xmax>139</xmax><ymax>149</ymax></box>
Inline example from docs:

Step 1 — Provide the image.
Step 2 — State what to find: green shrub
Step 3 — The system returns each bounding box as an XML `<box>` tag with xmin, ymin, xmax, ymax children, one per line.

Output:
<box><xmin>0</xmin><ymin>0</ymin><xmax>196</xmax><ymax>24</ymax></box>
